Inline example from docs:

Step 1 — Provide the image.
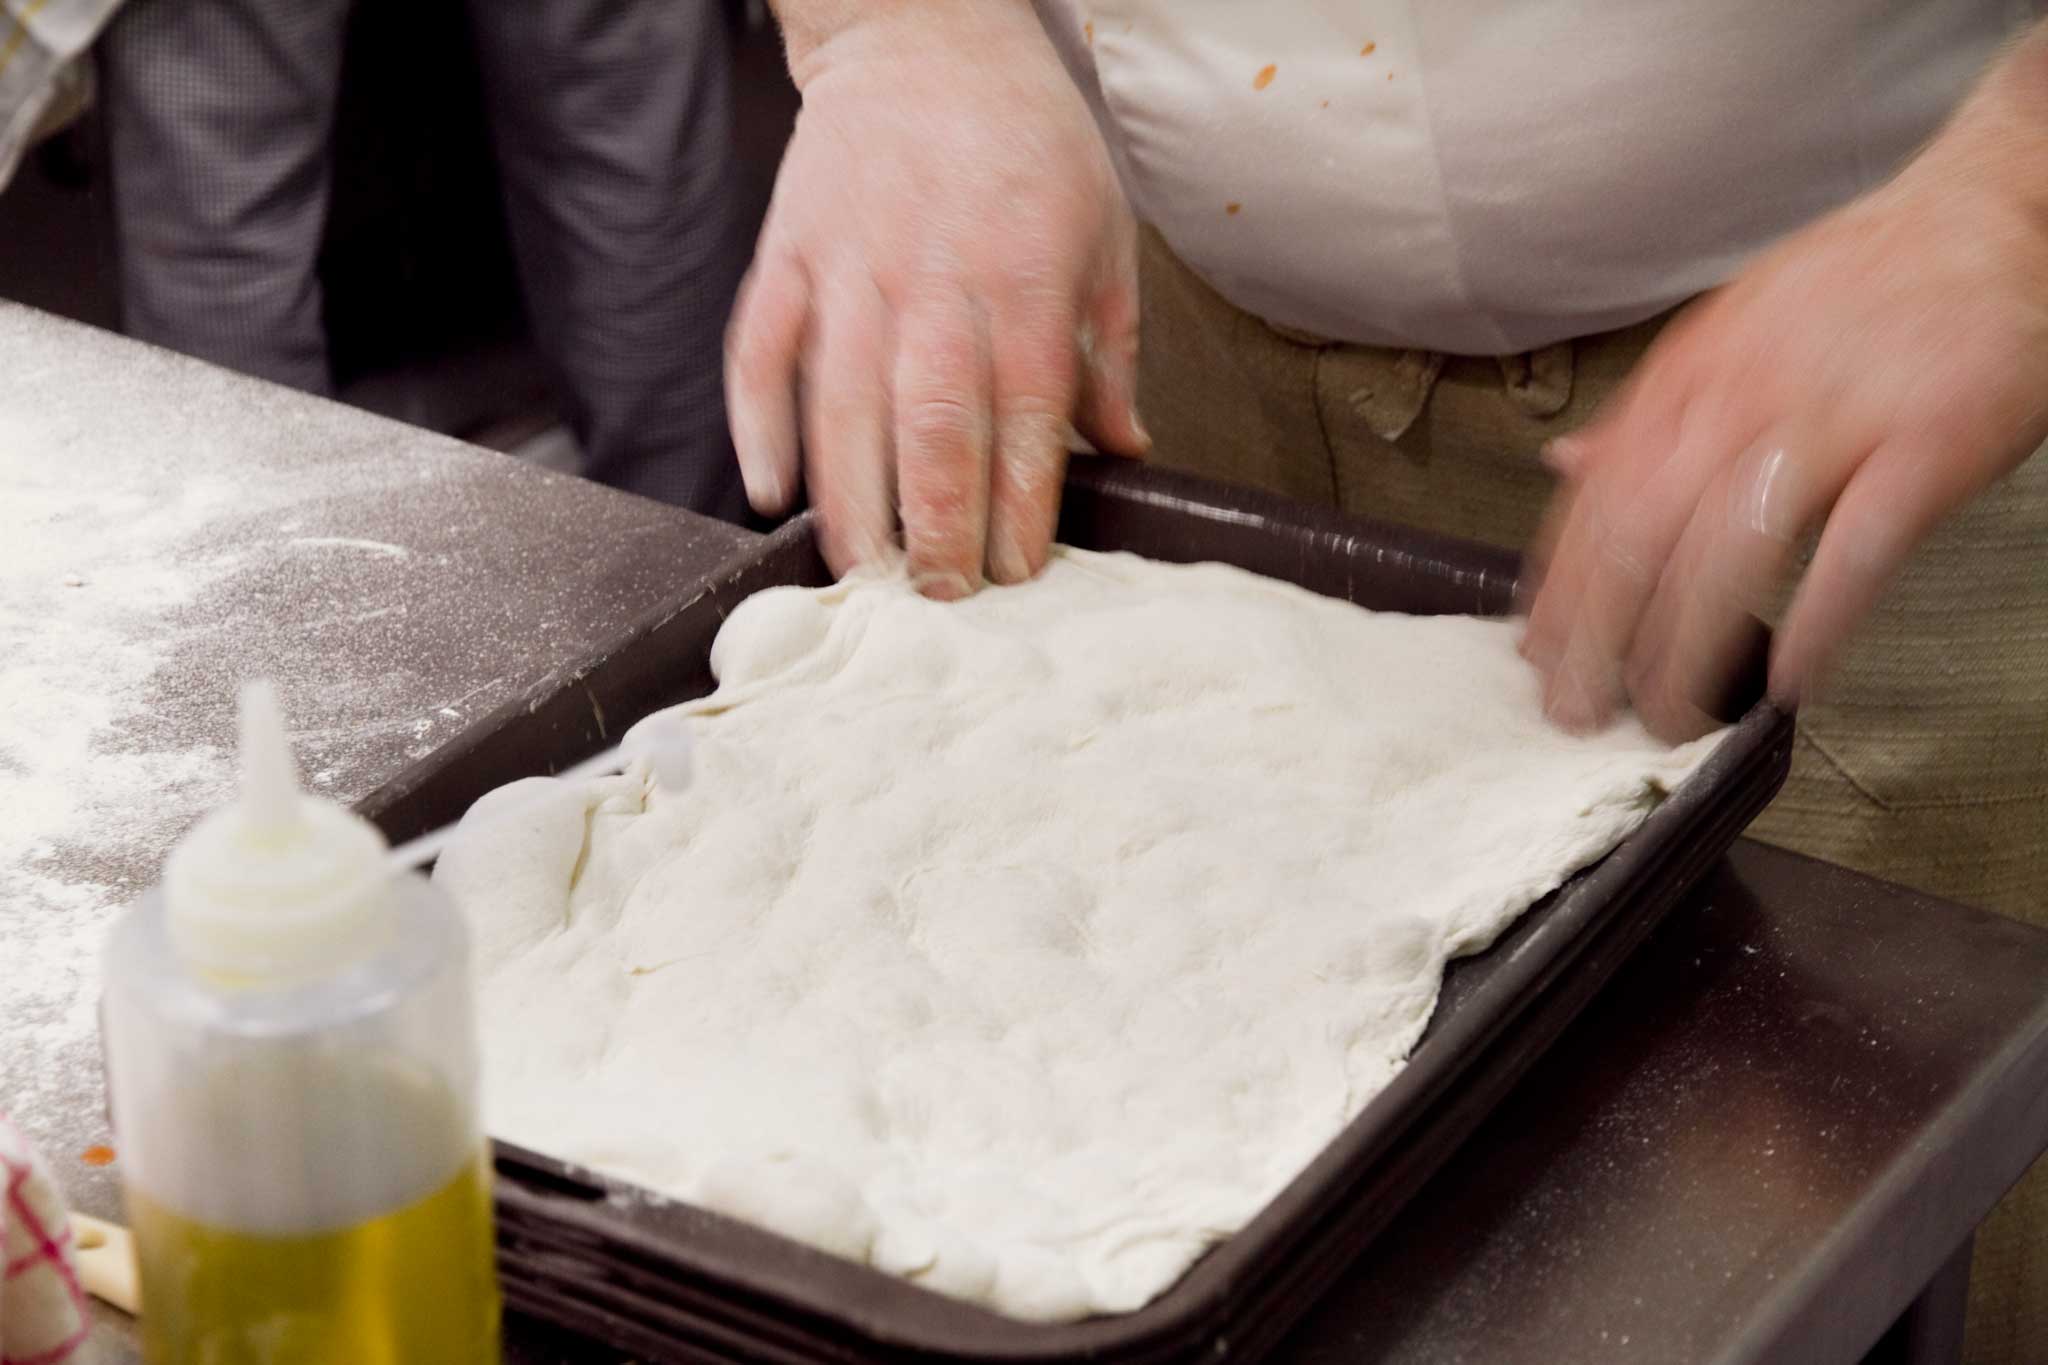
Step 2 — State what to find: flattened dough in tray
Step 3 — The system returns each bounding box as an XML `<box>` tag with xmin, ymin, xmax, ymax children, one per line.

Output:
<box><xmin>437</xmin><ymin>549</ymin><xmax>1719</xmax><ymax>1321</ymax></box>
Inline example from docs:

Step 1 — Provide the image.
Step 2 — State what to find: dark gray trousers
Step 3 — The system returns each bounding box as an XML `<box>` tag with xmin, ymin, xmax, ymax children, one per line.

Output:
<box><xmin>99</xmin><ymin>0</ymin><xmax>746</xmax><ymax>514</ymax></box>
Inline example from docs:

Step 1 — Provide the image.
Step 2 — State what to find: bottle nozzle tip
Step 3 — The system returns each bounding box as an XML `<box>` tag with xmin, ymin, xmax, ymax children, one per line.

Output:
<box><xmin>237</xmin><ymin>680</ymin><xmax>302</xmax><ymax>831</ymax></box>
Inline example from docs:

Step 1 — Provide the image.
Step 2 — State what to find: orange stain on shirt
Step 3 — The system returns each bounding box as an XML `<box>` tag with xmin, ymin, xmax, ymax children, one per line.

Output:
<box><xmin>1320</xmin><ymin>99</ymin><xmax>1330</xmax><ymax>108</ymax></box>
<box><xmin>1225</xmin><ymin>202</ymin><xmax>1242</xmax><ymax>216</ymax></box>
<box><xmin>1084</xmin><ymin>20</ymin><xmax>1093</xmax><ymax>44</ymax></box>
<box><xmin>81</xmin><ymin>1145</ymin><xmax>116</xmax><ymax>1167</ymax></box>
<box><xmin>1361</xmin><ymin>41</ymin><xmax>1377</xmax><ymax>56</ymax></box>
<box><xmin>1253</xmin><ymin>63</ymin><xmax>1277</xmax><ymax>90</ymax></box>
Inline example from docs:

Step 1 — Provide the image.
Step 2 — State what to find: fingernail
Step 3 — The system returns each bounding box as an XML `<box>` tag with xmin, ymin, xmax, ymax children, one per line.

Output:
<box><xmin>987</xmin><ymin>528</ymin><xmax>1035</xmax><ymax>586</ymax></box>
<box><xmin>1541</xmin><ymin>435</ymin><xmax>1586</xmax><ymax>475</ymax></box>
<box><xmin>1130</xmin><ymin>406</ymin><xmax>1153</xmax><ymax>451</ymax></box>
<box><xmin>983</xmin><ymin>515</ymin><xmax>1048</xmax><ymax>585</ymax></box>
<box><xmin>731</xmin><ymin>406</ymin><xmax>790</xmax><ymax>510</ymax></box>
<box><xmin>1766</xmin><ymin>652</ymin><xmax>1807</xmax><ymax>712</ymax></box>
<box><xmin>1545</xmin><ymin>662</ymin><xmax>1609</xmax><ymax>733</ymax></box>
<box><xmin>912</xmin><ymin>570</ymin><xmax>975</xmax><ymax>601</ymax></box>
<box><xmin>742</xmin><ymin>461</ymin><xmax>791</xmax><ymax>514</ymax></box>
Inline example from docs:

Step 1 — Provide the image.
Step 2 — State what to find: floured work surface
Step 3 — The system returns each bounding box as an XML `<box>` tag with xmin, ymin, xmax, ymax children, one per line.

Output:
<box><xmin>437</xmin><ymin>548</ymin><xmax>1718</xmax><ymax>1322</ymax></box>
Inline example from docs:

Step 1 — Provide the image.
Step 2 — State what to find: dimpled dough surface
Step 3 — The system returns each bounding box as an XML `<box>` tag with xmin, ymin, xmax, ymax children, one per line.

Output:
<box><xmin>435</xmin><ymin>548</ymin><xmax>1720</xmax><ymax>1322</ymax></box>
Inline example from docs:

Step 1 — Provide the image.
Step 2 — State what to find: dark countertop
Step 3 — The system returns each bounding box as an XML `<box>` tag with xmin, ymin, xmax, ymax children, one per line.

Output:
<box><xmin>1283</xmin><ymin>840</ymin><xmax>2048</xmax><ymax>1363</ymax></box>
<box><xmin>0</xmin><ymin>304</ymin><xmax>751</xmax><ymax>1236</ymax></box>
<box><xmin>6</xmin><ymin>306</ymin><xmax>2044</xmax><ymax>1364</ymax></box>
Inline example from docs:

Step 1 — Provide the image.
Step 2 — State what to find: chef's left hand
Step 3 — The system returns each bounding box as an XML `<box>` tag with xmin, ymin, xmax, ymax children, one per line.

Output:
<box><xmin>1522</xmin><ymin>27</ymin><xmax>2048</xmax><ymax>741</ymax></box>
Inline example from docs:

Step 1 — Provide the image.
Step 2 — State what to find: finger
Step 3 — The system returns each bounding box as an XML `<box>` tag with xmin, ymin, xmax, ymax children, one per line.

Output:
<box><xmin>1624</xmin><ymin>435</ymin><xmax>1833</xmax><ymax>740</ymax></box>
<box><xmin>1543</xmin><ymin>304</ymin><xmax>1710</xmax><ymax>479</ymax></box>
<box><xmin>1516</xmin><ymin>472</ymin><xmax>1578</xmax><ymax>628</ymax></box>
<box><xmin>894</xmin><ymin>289</ymin><xmax>994</xmax><ymax>600</ymax></box>
<box><xmin>803</xmin><ymin>270</ymin><xmax>897</xmax><ymax>577</ymax></box>
<box><xmin>1520</xmin><ymin>346</ymin><xmax>1696</xmax><ymax>679</ymax></box>
<box><xmin>1525</xmin><ymin>303</ymin><xmax>1756</xmax><ymax>721</ymax></box>
<box><xmin>1539</xmin><ymin>399</ymin><xmax>1762</xmax><ymax>731</ymax></box>
<box><xmin>986</xmin><ymin>302</ymin><xmax>1082</xmax><ymax>585</ymax></box>
<box><xmin>1522</xmin><ymin>474</ymin><xmax>1606</xmax><ymax>680</ymax></box>
<box><xmin>725</xmin><ymin>252</ymin><xmax>810</xmax><ymax>515</ymax></box>
<box><xmin>1769</xmin><ymin>439</ymin><xmax>1978</xmax><ymax>704</ymax></box>
<box><xmin>1072</xmin><ymin>278</ymin><xmax>1149</xmax><ymax>459</ymax></box>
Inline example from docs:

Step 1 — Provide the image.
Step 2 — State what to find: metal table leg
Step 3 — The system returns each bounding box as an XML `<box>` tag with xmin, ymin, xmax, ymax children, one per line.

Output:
<box><xmin>1862</xmin><ymin>1235</ymin><xmax>1975</xmax><ymax>1365</ymax></box>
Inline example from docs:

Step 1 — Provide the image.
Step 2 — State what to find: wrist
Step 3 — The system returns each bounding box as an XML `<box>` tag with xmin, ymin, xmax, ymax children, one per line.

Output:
<box><xmin>771</xmin><ymin>0</ymin><xmax>1040</xmax><ymax>89</ymax></box>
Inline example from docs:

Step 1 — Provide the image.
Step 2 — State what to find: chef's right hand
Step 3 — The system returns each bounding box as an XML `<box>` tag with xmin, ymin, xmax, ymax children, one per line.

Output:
<box><xmin>730</xmin><ymin>0</ymin><xmax>1149</xmax><ymax>597</ymax></box>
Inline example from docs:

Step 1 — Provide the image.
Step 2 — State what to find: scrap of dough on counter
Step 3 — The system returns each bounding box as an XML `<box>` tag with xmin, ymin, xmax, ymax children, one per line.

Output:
<box><xmin>435</xmin><ymin>548</ymin><xmax>1722</xmax><ymax>1322</ymax></box>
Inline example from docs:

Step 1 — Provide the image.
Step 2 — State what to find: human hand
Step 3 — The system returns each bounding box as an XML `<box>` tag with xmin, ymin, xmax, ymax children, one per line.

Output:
<box><xmin>728</xmin><ymin>0</ymin><xmax>1148</xmax><ymax>596</ymax></box>
<box><xmin>1522</xmin><ymin>33</ymin><xmax>2048</xmax><ymax>741</ymax></box>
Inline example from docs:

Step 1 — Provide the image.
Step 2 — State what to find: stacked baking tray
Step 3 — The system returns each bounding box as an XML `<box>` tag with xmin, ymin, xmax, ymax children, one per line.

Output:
<box><xmin>359</xmin><ymin>460</ymin><xmax>1794</xmax><ymax>1363</ymax></box>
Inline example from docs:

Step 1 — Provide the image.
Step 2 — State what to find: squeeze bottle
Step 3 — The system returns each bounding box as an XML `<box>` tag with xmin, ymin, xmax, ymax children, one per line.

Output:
<box><xmin>100</xmin><ymin>682</ymin><xmax>500</xmax><ymax>1363</ymax></box>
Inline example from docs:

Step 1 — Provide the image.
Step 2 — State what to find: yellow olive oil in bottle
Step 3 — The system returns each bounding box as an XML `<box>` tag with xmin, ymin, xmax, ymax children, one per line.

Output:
<box><xmin>102</xmin><ymin>682</ymin><xmax>500</xmax><ymax>1363</ymax></box>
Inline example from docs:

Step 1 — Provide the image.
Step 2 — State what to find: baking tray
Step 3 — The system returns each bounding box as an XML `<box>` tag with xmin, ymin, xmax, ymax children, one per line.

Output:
<box><xmin>358</xmin><ymin>458</ymin><xmax>1794</xmax><ymax>1364</ymax></box>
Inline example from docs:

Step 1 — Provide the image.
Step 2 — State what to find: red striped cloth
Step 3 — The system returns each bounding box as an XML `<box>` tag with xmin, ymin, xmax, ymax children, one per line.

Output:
<box><xmin>0</xmin><ymin>1114</ymin><xmax>90</xmax><ymax>1365</ymax></box>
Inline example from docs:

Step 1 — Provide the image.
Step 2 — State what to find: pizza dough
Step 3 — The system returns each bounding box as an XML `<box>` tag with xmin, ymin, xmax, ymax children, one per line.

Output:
<box><xmin>435</xmin><ymin>549</ymin><xmax>1720</xmax><ymax>1321</ymax></box>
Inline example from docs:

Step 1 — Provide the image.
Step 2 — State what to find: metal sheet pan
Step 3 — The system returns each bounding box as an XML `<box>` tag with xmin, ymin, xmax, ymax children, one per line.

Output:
<box><xmin>359</xmin><ymin>459</ymin><xmax>1794</xmax><ymax>1363</ymax></box>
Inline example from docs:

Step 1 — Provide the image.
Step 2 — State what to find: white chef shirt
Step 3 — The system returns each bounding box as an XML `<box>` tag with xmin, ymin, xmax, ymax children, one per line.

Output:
<box><xmin>1037</xmin><ymin>1</ymin><xmax>2036</xmax><ymax>354</ymax></box>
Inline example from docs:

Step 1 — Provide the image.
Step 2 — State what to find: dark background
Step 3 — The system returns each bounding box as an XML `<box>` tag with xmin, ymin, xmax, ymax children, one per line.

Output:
<box><xmin>0</xmin><ymin>0</ymin><xmax>798</xmax><ymax>461</ymax></box>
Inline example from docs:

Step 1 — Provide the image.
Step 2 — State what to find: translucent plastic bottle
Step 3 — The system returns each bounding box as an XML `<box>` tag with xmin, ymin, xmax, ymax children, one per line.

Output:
<box><xmin>101</xmin><ymin>682</ymin><xmax>500</xmax><ymax>1364</ymax></box>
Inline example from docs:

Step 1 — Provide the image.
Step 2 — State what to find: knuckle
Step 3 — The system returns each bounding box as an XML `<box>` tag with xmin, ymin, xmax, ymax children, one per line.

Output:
<box><xmin>727</xmin><ymin>326</ymin><xmax>787</xmax><ymax>392</ymax></box>
<box><xmin>1000</xmin><ymin>393</ymin><xmax>1069</xmax><ymax>428</ymax></box>
<box><xmin>999</xmin><ymin>311</ymin><xmax>1081</xmax><ymax>375</ymax></box>
<box><xmin>996</xmin><ymin>399</ymin><xmax>1070</xmax><ymax>451</ymax></box>
<box><xmin>996</xmin><ymin>434</ymin><xmax>1068</xmax><ymax>502</ymax></box>
<box><xmin>906</xmin><ymin>297</ymin><xmax>982</xmax><ymax>364</ymax></box>
<box><xmin>900</xmin><ymin>394</ymin><xmax>985</xmax><ymax>459</ymax></box>
<box><xmin>900</xmin><ymin>466</ymin><xmax>977</xmax><ymax>528</ymax></box>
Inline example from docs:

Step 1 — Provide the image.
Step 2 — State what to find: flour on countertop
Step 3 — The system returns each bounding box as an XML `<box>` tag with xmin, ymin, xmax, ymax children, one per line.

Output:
<box><xmin>0</xmin><ymin>309</ymin><xmax>540</xmax><ymax>1162</ymax></box>
<box><xmin>0</xmin><ymin>417</ymin><xmax>459</xmax><ymax>1151</ymax></box>
<box><xmin>437</xmin><ymin>549</ymin><xmax>1723</xmax><ymax>1322</ymax></box>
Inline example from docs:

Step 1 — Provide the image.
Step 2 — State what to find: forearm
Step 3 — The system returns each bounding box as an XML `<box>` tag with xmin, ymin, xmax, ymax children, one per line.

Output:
<box><xmin>1901</xmin><ymin>20</ymin><xmax>2048</xmax><ymax>226</ymax></box>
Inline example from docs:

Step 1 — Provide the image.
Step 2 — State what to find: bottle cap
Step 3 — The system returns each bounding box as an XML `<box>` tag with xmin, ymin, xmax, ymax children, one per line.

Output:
<box><xmin>163</xmin><ymin>681</ymin><xmax>394</xmax><ymax>982</ymax></box>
